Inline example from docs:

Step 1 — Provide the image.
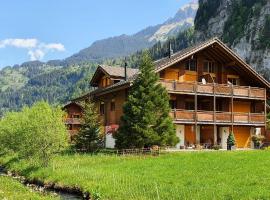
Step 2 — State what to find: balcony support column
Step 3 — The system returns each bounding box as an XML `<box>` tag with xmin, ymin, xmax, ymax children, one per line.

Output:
<box><xmin>264</xmin><ymin>88</ymin><xmax>267</xmax><ymax>131</ymax></box>
<box><xmin>195</xmin><ymin>83</ymin><xmax>198</xmax><ymax>144</ymax></box>
<box><xmin>231</xmin><ymin>84</ymin><xmax>234</xmax><ymax>133</ymax></box>
<box><xmin>214</xmin><ymin>125</ymin><xmax>217</xmax><ymax>145</ymax></box>
<box><xmin>214</xmin><ymin>83</ymin><xmax>217</xmax><ymax>145</ymax></box>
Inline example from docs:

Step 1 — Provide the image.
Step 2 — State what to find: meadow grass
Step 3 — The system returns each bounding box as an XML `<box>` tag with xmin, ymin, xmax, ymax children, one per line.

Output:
<box><xmin>1</xmin><ymin>151</ymin><xmax>270</xmax><ymax>200</ymax></box>
<box><xmin>0</xmin><ymin>176</ymin><xmax>58</xmax><ymax>200</ymax></box>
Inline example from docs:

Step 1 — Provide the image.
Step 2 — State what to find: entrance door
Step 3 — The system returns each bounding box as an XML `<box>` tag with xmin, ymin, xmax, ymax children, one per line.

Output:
<box><xmin>234</xmin><ymin>126</ymin><xmax>251</xmax><ymax>148</ymax></box>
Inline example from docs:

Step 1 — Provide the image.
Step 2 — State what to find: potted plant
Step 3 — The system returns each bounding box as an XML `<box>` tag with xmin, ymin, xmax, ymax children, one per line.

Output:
<box><xmin>251</xmin><ymin>135</ymin><xmax>265</xmax><ymax>149</ymax></box>
<box><xmin>227</xmin><ymin>132</ymin><xmax>235</xmax><ymax>150</ymax></box>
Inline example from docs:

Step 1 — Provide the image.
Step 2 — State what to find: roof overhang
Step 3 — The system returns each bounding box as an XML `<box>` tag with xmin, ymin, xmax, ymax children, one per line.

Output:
<box><xmin>154</xmin><ymin>38</ymin><xmax>270</xmax><ymax>91</ymax></box>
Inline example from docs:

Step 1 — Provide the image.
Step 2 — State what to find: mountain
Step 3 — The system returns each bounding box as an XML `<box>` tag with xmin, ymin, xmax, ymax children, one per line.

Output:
<box><xmin>64</xmin><ymin>1</ymin><xmax>198</xmax><ymax>64</ymax></box>
<box><xmin>194</xmin><ymin>0</ymin><xmax>270</xmax><ymax>78</ymax></box>
<box><xmin>1</xmin><ymin>0</ymin><xmax>269</xmax><ymax>117</ymax></box>
<box><xmin>0</xmin><ymin>1</ymin><xmax>198</xmax><ymax>116</ymax></box>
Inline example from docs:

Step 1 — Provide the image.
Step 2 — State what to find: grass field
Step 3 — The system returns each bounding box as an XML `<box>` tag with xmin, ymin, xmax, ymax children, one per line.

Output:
<box><xmin>1</xmin><ymin>151</ymin><xmax>270</xmax><ymax>200</ymax></box>
<box><xmin>0</xmin><ymin>176</ymin><xmax>58</xmax><ymax>200</ymax></box>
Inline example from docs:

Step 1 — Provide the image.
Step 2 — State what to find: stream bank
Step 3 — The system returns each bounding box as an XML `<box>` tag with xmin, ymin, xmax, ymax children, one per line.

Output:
<box><xmin>0</xmin><ymin>166</ymin><xmax>88</xmax><ymax>200</ymax></box>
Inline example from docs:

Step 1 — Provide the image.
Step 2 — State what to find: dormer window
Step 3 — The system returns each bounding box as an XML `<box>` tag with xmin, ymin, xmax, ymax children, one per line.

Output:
<box><xmin>185</xmin><ymin>59</ymin><xmax>197</xmax><ymax>71</ymax></box>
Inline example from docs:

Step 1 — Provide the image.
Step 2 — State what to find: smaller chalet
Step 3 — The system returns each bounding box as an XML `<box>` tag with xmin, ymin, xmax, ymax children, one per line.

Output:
<box><xmin>63</xmin><ymin>102</ymin><xmax>83</xmax><ymax>141</ymax></box>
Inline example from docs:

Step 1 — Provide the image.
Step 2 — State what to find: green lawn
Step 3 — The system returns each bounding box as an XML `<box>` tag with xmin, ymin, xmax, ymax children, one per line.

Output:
<box><xmin>0</xmin><ymin>176</ymin><xmax>58</xmax><ymax>200</ymax></box>
<box><xmin>1</xmin><ymin>151</ymin><xmax>270</xmax><ymax>200</ymax></box>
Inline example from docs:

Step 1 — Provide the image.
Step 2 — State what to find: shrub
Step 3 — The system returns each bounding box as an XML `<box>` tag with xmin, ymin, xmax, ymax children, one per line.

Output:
<box><xmin>212</xmin><ymin>145</ymin><xmax>222</xmax><ymax>150</ymax></box>
<box><xmin>0</xmin><ymin>101</ymin><xmax>68</xmax><ymax>166</ymax></box>
<box><xmin>227</xmin><ymin>132</ymin><xmax>236</xmax><ymax>150</ymax></box>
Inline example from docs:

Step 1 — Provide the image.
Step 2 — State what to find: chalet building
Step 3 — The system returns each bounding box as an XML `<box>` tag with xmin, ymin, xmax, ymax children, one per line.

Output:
<box><xmin>63</xmin><ymin>102</ymin><xmax>83</xmax><ymax>141</ymax></box>
<box><xmin>67</xmin><ymin>38</ymin><xmax>270</xmax><ymax>149</ymax></box>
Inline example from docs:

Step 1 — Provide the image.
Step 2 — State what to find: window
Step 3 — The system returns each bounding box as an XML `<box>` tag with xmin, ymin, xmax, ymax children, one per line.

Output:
<box><xmin>169</xmin><ymin>100</ymin><xmax>177</xmax><ymax>109</ymax></box>
<box><xmin>100</xmin><ymin>102</ymin><xmax>105</xmax><ymax>115</ymax></box>
<box><xmin>111</xmin><ymin>100</ymin><xmax>115</xmax><ymax>111</ymax></box>
<box><xmin>228</xmin><ymin>78</ymin><xmax>239</xmax><ymax>85</ymax></box>
<box><xmin>185</xmin><ymin>101</ymin><xmax>194</xmax><ymax>110</ymax></box>
<box><xmin>72</xmin><ymin>114</ymin><xmax>80</xmax><ymax>118</ymax></box>
<box><xmin>185</xmin><ymin>59</ymin><xmax>197</xmax><ymax>71</ymax></box>
<box><xmin>113</xmin><ymin>80</ymin><xmax>120</xmax><ymax>84</ymax></box>
<box><xmin>203</xmin><ymin>61</ymin><xmax>216</xmax><ymax>73</ymax></box>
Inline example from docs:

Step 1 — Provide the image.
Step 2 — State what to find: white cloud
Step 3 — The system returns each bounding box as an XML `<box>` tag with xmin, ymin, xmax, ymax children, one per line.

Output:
<box><xmin>28</xmin><ymin>49</ymin><xmax>45</xmax><ymax>61</ymax></box>
<box><xmin>43</xmin><ymin>43</ymin><xmax>65</xmax><ymax>51</ymax></box>
<box><xmin>0</xmin><ymin>38</ymin><xmax>65</xmax><ymax>61</ymax></box>
<box><xmin>0</xmin><ymin>38</ymin><xmax>38</xmax><ymax>48</ymax></box>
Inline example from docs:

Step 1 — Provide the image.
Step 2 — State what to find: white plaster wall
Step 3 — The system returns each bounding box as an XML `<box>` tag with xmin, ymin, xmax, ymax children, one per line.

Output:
<box><xmin>220</xmin><ymin>127</ymin><xmax>230</xmax><ymax>149</ymax></box>
<box><xmin>175</xmin><ymin>125</ymin><xmax>185</xmax><ymax>149</ymax></box>
<box><xmin>105</xmin><ymin>134</ymin><xmax>116</xmax><ymax>149</ymax></box>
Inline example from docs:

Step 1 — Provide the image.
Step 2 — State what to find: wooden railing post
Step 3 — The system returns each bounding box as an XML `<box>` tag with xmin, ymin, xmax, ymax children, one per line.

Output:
<box><xmin>173</xmin><ymin>80</ymin><xmax>176</xmax><ymax>90</ymax></box>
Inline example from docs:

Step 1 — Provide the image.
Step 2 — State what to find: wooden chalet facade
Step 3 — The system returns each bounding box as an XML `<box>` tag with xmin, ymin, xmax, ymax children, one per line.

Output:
<box><xmin>63</xmin><ymin>102</ymin><xmax>82</xmax><ymax>141</ymax></box>
<box><xmin>67</xmin><ymin>38</ymin><xmax>270</xmax><ymax>149</ymax></box>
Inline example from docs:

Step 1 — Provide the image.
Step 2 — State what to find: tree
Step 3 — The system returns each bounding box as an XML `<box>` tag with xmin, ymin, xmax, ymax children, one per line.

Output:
<box><xmin>74</xmin><ymin>102</ymin><xmax>103</xmax><ymax>152</ymax></box>
<box><xmin>115</xmin><ymin>51</ymin><xmax>179</xmax><ymax>149</ymax></box>
<box><xmin>227</xmin><ymin>132</ymin><xmax>236</xmax><ymax>150</ymax></box>
<box><xmin>0</xmin><ymin>101</ymin><xmax>68</xmax><ymax>166</ymax></box>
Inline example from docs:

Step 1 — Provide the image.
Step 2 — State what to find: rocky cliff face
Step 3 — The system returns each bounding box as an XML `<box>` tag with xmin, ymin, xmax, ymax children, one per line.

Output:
<box><xmin>194</xmin><ymin>0</ymin><xmax>270</xmax><ymax>78</ymax></box>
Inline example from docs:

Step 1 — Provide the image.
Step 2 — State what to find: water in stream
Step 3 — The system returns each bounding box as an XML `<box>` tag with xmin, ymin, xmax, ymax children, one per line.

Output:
<box><xmin>0</xmin><ymin>167</ymin><xmax>82</xmax><ymax>200</ymax></box>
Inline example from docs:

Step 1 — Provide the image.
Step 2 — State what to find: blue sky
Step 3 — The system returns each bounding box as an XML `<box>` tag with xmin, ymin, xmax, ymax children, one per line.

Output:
<box><xmin>0</xmin><ymin>0</ymin><xmax>191</xmax><ymax>68</ymax></box>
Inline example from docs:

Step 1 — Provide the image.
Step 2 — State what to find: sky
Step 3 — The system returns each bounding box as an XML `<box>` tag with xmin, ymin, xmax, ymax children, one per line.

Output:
<box><xmin>0</xmin><ymin>0</ymin><xmax>191</xmax><ymax>68</ymax></box>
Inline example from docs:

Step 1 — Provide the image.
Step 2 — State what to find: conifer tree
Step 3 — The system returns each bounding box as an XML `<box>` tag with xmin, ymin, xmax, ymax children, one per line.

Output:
<box><xmin>115</xmin><ymin>51</ymin><xmax>179</xmax><ymax>149</ymax></box>
<box><xmin>227</xmin><ymin>132</ymin><xmax>235</xmax><ymax>150</ymax></box>
<box><xmin>74</xmin><ymin>102</ymin><xmax>103</xmax><ymax>152</ymax></box>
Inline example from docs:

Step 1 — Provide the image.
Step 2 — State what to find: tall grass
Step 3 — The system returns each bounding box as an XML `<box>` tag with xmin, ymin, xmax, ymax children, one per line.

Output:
<box><xmin>1</xmin><ymin>151</ymin><xmax>270</xmax><ymax>200</ymax></box>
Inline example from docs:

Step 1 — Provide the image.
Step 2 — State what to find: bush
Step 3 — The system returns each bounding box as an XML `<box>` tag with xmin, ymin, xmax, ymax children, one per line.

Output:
<box><xmin>0</xmin><ymin>101</ymin><xmax>68</xmax><ymax>166</ymax></box>
<box><xmin>263</xmin><ymin>146</ymin><xmax>270</xmax><ymax>151</ymax></box>
<box><xmin>212</xmin><ymin>145</ymin><xmax>222</xmax><ymax>150</ymax></box>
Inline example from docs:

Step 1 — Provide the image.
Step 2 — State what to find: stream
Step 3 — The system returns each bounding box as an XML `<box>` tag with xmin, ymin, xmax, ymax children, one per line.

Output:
<box><xmin>0</xmin><ymin>166</ymin><xmax>83</xmax><ymax>200</ymax></box>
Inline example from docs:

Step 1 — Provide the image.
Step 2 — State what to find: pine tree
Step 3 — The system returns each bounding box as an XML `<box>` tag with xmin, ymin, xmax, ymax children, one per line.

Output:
<box><xmin>115</xmin><ymin>51</ymin><xmax>179</xmax><ymax>149</ymax></box>
<box><xmin>227</xmin><ymin>132</ymin><xmax>236</xmax><ymax>150</ymax></box>
<box><xmin>74</xmin><ymin>102</ymin><xmax>103</xmax><ymax>152</ymax></box>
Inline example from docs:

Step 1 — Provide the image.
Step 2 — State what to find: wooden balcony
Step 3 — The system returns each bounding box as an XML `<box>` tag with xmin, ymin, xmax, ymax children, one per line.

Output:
<box><xmin>160</xmin><ymin>80</ymin><xmax>266</xmax><ymax>100</ymax></box>
<box><xmin>170</xmin><ymin>109</ymin><xmax>265</xmax><ymax>125</ymax></box>
<box><xmin>65</xmin><ymin>118</ymin><xmax>81</xmax><ymax>125</ymax></box>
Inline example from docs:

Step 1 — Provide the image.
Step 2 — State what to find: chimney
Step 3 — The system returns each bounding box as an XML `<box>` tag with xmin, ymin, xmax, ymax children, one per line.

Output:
<box><xmin>168</xmin><ymin>41</ymin><xmax>173</xmax><ymax>58</ymax></box>
<box><xmin>124</xmin><ymin>59</ymin><xmax>128</xmax><ymax>81</ymax></box>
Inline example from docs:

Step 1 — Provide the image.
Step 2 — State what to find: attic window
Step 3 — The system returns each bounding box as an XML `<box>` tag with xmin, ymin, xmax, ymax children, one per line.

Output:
<box><xmin>185</xmin><ymin>59</ymin><xmax>197</xmax><ymax>71</ymax></box>
<box><xmin>203</xmin><ymin>61</ymin><xmax>216</xmax><ymax>73</ymax></box>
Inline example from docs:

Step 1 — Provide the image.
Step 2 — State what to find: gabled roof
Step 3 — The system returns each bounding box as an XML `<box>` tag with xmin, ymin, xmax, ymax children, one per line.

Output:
<box><xmin>154</xmin><ymin>37</ymin><xmax>270</xmax><ymax>89</ymax></box>
<box><xmin>63</xmin><ymin>102</ymin><xmax>83</xmax><ymax>110</ymax></box>
<box><xmin>90</xmin><ymin>65</ymin><xmax>139</xmax><ymax>86</ymax></box>
<box><xmin>74</xmin><ymin>38</ymin><xmax>270</xmax><ymax>101</ymax></box>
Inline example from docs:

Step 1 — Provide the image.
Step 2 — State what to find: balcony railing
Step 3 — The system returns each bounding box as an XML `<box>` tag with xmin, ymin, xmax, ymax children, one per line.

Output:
<box><xmin>170</xmin><ymin>109</ymin><xmax>265</xmax><ymax>125</ymax></box>
<box><xmin>160</xmin><ymin>80</ymin><xmax>266</xmax><ymax>99</ymax></box>
<box><xmin>65</xmin><ymin>118</ymin><xmax>81</xmax><ymax>125</ymax></box>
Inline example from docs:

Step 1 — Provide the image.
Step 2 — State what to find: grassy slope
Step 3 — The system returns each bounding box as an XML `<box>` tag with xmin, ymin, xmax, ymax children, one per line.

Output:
<box><xmin>1</xmin><ymin>151</ymin><xmax>270</xmax><ymax>200</ymax></box>
<box><xmin>0</xmin><ymin>176</ymin><xmax>58</xmax><ymax>200</ymax></box>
